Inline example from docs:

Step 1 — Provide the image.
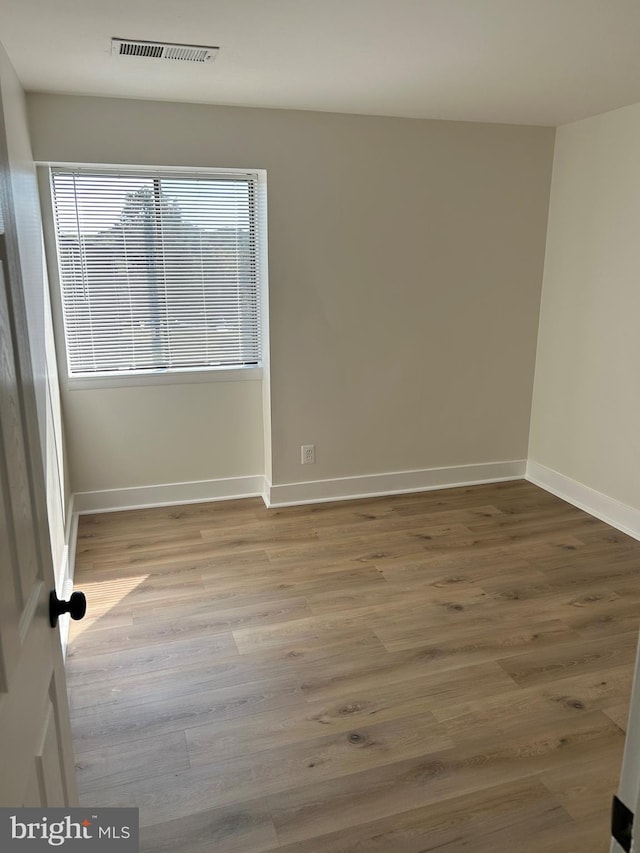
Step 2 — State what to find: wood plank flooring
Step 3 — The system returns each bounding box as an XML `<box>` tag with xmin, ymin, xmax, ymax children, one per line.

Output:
<box><xmin>65</xmin><ymin>481</ymin><xmax>640</xmax><ymax>851</ymax></box>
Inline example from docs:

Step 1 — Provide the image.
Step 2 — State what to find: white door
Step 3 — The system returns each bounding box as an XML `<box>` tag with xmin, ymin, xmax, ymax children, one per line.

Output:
<box><xmin>0</xmin><ymin>184</ymin><xmax>77</xmax><ymax>806</ymax></box>
<box><xmin>612</xmin><ymin>634</ymin><xmax>640</xmax><ymax>852</ymax></box>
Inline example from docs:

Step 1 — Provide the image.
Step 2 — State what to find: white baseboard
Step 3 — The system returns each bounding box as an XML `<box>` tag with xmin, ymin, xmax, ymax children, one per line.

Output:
<box><xmin>71</xmin><ymin>463</ymin><xmax>527</xmax><ymax>516</ymax></box>
<box><xmin>65</xmin><ymin>494</ymin><xmax>79</xmax><ymax>585</ymax></box>
<box><xmin>58</xmin><ymin>495</ymin><xmax>78</xmax><ymax>656</ymax></box>
<box><xmin>265</xmin><ymin>460</ymin><xmax>527</xmax><ymax>508</ymax></box>
<box><xmin>73</xmin><ymin>475</ymin><xmax>265</xmax><ymax>514</ymax></box>
<box><xmin>526</xmin><ymin>461</ymin><xmax>640</xmax><ymax>542</ymax></box>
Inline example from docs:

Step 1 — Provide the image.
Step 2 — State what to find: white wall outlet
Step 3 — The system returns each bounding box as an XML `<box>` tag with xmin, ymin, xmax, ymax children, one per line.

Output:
<box><xmin>301</xmin><ymin>444</ymin><xmax>315</xmax><ymax>464</ymax></box>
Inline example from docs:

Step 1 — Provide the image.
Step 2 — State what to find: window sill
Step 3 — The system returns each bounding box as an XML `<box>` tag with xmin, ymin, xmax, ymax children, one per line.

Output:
<box><xmin>65</xmin><ymin>366</ymin><xmax>263</xmax><ymax>391</ymax></box>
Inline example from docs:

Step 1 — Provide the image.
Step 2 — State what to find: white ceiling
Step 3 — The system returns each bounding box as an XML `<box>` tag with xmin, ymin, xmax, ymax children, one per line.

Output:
<box><xmin>1</xmin><ymin>0</ymin><xmax>639</xmax><ymax>126</ymax></box>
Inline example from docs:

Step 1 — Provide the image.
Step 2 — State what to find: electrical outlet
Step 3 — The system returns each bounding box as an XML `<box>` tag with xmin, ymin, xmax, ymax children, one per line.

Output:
<box><xmin>301</xmin><ymin>444</ymin><xmax>315</xmax><ymax>464</ymax></box>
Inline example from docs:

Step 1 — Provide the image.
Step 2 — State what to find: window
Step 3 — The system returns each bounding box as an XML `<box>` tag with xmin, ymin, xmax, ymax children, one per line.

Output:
<box><xmin>49</xmin><ymin>167</ymin><xmax>262</xmax><ymax>379</ymax></box>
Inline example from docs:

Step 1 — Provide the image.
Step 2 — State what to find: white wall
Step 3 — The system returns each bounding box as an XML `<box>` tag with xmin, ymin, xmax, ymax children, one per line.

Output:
<box><xmin>529</xmin><ymin>102</ymin><xmax>640</xmax><ymax>513</ymax></box>
<box><xmin>27</xmin><ymin>94</ymin><xmax>555</xmax><ymax>497</ymax></box>
<box><xmin>0</xmin><ymin>44</ymin><xmax>69</xmax><ymax>583</ymax></box>
<box><xmin>526</xmin><ymin>102</ymin><xmax>640</xmax><ymax>850</ymax></box>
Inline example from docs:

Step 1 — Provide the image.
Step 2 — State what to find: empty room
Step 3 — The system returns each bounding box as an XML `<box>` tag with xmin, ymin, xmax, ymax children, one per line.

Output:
<box><xmin>1</xmin><ymin>1</ymin><xmax>640</xmax><ymax>851</ymax></box>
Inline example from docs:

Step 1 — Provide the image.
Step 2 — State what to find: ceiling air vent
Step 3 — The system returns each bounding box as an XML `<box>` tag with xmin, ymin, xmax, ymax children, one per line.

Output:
<box><xmin>111</xmin><ymin>38</ymin><xmax>218</xmax><ymax>64</ymax></box>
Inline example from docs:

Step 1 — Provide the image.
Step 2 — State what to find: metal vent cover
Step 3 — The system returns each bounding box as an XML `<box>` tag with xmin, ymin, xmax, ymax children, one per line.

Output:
<box><xmin>111</xmin><ymin>38</ymin><xmax>218</xmax><ymax>63</ymax></box>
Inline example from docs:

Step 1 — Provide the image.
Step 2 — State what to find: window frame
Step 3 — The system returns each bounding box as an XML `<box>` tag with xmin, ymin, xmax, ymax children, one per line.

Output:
<box><xmin>39</xmin><ymin>162</ymin><xmax>267</xmax><ymax>390</ymax></box>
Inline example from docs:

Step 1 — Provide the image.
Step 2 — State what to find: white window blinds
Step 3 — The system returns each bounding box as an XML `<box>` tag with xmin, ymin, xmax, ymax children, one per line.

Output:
<box><xmin>50</xmin><ymin>168</ymin><xmax>261</xmax><ymax>376</ymax></box>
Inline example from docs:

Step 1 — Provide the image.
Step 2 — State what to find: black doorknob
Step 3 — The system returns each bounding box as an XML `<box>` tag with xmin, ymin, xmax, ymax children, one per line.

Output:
<box><xmin>49</xmin><ymin>590</ymin><xmax>87</xmax><ymax>628</ymax></box>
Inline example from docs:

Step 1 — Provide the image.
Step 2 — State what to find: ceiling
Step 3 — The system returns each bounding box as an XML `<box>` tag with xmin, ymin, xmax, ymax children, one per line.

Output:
<box><xmin>1</xmin><ymin>0</ymin><xmax>639</xmax><ymax>127</ymax></box>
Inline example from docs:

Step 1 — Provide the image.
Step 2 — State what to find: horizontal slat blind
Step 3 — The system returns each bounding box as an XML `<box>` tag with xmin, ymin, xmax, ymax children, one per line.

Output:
<box><xmin>50</xmin><ymin>168</ymin><xmax>261</xmax><ymax>376</ymax></box>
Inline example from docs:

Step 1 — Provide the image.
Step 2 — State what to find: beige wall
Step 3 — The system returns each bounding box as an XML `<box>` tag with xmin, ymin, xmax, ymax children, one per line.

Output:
<box><xmin>0</xmin><ymin>46</ymin><xmax>68</xmax><ymax>578</ymax></box>
<box><xmin>529</xmin><ymin>102</ymin><xmax>640</xmax><ymax>510</ymax></box>
<box><xmin>28</xmin><ymin>94</ymin><xmax>554</xmax><ymax>491</ymax></box>
<box><xmin>63</xmin><ymin>381</ymin><xmax>263</xmax><ymax>493</ymax></box>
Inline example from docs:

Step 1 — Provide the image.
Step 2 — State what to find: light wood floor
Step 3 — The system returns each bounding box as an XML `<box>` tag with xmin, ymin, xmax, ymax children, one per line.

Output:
<box><xmin>66</xmin><ymin>481</ymin><xmax>640</xmax><ymax>852</ymax></box>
